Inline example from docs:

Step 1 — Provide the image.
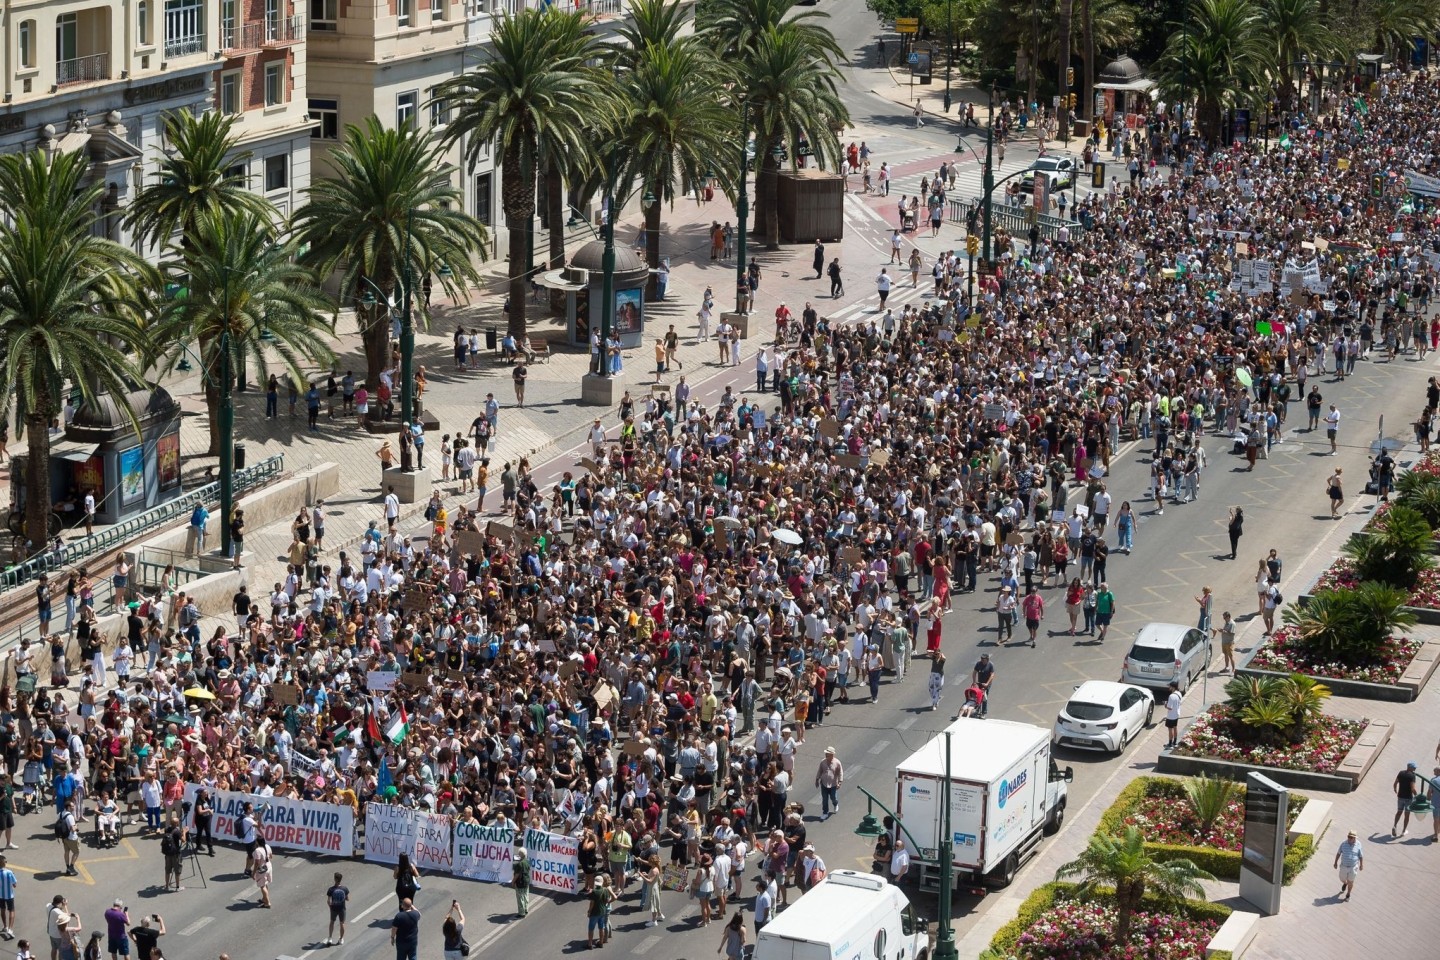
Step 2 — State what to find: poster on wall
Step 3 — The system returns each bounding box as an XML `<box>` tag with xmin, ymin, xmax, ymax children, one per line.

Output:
<box><xmin>118</xmin><ymin>446</ymin><xmax>145</xmax><ymax>507</ymax></box>
<box><xmin>72</xmin><ymin>456</ymin><xmax>104</xmax><ymax>502</ymax></box>
<box><xmin>613</xmin><ymin>288</ymin><xmax>643</xmax><ymax>338</ymax></box>
<box><xmin>156</xmin><ymin>433</ymin><xmax>180</xmax><ymax>492</ymax></box>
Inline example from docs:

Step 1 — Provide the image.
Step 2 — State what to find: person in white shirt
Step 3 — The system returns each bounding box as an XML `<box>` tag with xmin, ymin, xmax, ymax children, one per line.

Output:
<box><xmin>888</xmin><ymin>838</ymin><xmax>911</xmax><ymax>884</ymax></box>
<box><xmin>1164</xmin><ymin>681</ymin><xmax>1182</xmax><ymax>749</ymax></box>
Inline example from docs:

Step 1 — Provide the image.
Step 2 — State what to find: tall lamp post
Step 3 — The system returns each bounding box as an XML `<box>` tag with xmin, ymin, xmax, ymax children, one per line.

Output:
<box><xmin>355</xmin><ymin>215</ymin><xmax>418</xmax><ymax>428</ymax></box>
<box><xmin>217</xmin><ymin>330</ymin><xmax>234</xmax><ymax>557</ymax></box>
<box><xmin>942</xmin><ymin>0</ymin><xmax>953</xmax><ymax>113</ymax></box>
<box><xmin>734</xmin><ymin>101</ymin><xmax>751</xmax><ymax>315</ymax></box>
<box><xmin>982</xmin><ymin>83</ymin><xmax>997</xmax><ymax>264</ymax></box>
<box><xmin>853</xmin><ymin>731</ymin><xmax>957</xmax><ymax>960</ymax></box>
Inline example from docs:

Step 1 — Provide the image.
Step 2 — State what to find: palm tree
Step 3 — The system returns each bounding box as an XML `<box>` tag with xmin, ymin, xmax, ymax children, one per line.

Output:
<box><xmin>1182</xmin><ymin>776</ymin><xmax>1237</xmax><ymax>844</ymax></box>
<box><xmin>1057</xmin><ymin>0</ymin><xmax>1074</xmax><ymax>138</ymax></box>
<box><xmin>1054</xmin><ymin>826</ymin><xmax>1214</xmax><ymax>945</ymax></box>
<box><xmin>1152</xmin><ymin>0</ymin><xmax>1269</xmax><ymax>142</ymax></box>
<box><xmin>126</xmin><ymin>110</ymin><xmax>277</xmax><ymax>259</ymax></box>
<box><xmin>294</xmin><ymin>115</ymin><xmax>487</xmax><ymax>391</ymax></box>
<box><xmin>618</xmin><ymin>38</ymin><xmax>735</xmax><ymax>297</ymax></box>
<box><xmin>438</xmin><ymin>8</ymin><xmax>610</xmax><ymax>338</ymax></box>
<box><xmin>154</xmin><ymin>211</ymin><xmax>337</xmax><ymax>454</ymax></box>
<box><xmin>703</xmin><ymin>0</ymin><xmax>847</xmax><ymax>246</ymax></box>
<box><xmin>1263</xmin><ymin>0</ymin><xmax>1337</xmax><ymax>109</ymax></box>
<box><xmin>1370</xmin><ymin>0</ymin><xmax>1438</xmax><ymax>61</ymax></box>
<box><xmin>0</xmin><ymin>151</ymin><xmax>153</xmax><ymax>548</ymax></box>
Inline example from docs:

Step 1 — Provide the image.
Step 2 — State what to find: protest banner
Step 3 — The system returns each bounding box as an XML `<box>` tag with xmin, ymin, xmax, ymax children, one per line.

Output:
<box><xmin>364</xmin><ymin>802</ymin><xmax>416</xmax><ymax>866</ymax></box>
<box><xmin>270</xmin><ymin>684</ymin><xmax>302</xmax><ymax>706</ymax></box>
<box><xmin>411</xmin><ymin>811</ymin><xmax>454</xmax><ymax>873</ymax></box>
<box><xmin>185</xmin><ymin>785</ymin><xmax>353</xmax><ymax>857</ymax></box>
<box><xmin>367</xmin><ymin>671</ymin><xmax>399</xmax><ymax>692</ymax></box>
<box><xmin>525</xmin><ymin>828</ymin><xmax>580</xmax><ymax>895</ymax></box>
<box><xmin>453</xmin><ymin>821</ymin><xmax>517</xmax><ymax>883</ymax></box>
<box><xmin>455</xmin><ymin>531</ymin><xmax>486</xmax><ymax>556</ymax></box>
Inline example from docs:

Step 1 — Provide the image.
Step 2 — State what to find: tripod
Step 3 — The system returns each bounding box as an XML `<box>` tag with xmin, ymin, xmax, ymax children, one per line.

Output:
<box><xmin>182</xmin><ymin>843</ymin><xmax>208</xmax><ymax>889</ymax></box>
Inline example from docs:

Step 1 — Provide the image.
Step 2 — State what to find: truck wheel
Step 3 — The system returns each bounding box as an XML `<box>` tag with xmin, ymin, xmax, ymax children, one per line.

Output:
<box><xmin>1044</xmin><ymin>802</ymin><xmax>1066</xmax><ymax>836</ymax></box>
<box><xmin>994</xmin><ymin>852</ymin><xmax>1019</xmax><ymax>887</ymax></box>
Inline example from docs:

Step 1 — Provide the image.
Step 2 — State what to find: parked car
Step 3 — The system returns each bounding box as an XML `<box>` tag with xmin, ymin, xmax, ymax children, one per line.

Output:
<box><xmin>1053</xmin><ymin>680</ymin><xmax>1155</xmax><ymax>754</ymax></box>
<box><xmin>1020</xmin><ymin>156</ymin><xmax>1076</xmax><ymax>192</ymax></box>
<box><xmin>1120</xmin><ymin>622</ymin><xmax>1212</xmax><ymax>694</ymax></box>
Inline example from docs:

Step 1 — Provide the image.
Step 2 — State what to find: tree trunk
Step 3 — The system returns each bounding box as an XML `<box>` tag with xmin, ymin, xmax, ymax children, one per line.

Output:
<box><xmin>1027</xmin><ymin>0</ymin><xmax>1039</xmax><ymax>107</ymax></box>
<box><xmin>502</xmin><ymin>140</ymin><xmax>534</xmax><ymax>339</ymax></box>
<box><xmin>23</xmin><ymin>409</ymin><xmax>52</xmax><ymax>556</ymax></box>
<box><xmin>758</xmin><ymin>132</ymin><xmax>782</xmax><ymax>250</ymax></box>
<box><xmin>752</xmin><ymin>132</ymin><xmax>775</xmax><ymax>240</ymax></box>
<box><xmin>1082</xmin><ymin>0</ymin><xmax>1094</xmax><ymax>122</ymax></box>
<box><xmin>1057</xmin><ymin>0</ymin><xmax>1074</xmax><ymax>139</ymax></box>
<box><xmin>204</xmin><ymin>377</ymin><xmax>222</xmax><ymax>457</ymax></box>
<box><xmin>644</xmin><ymin>199</ymin><xmax>662</xmax><ymax>301</ymax></box>
<box><xmin>547</xmin><ymin>160</ymin><xmax>567</xmax><ymax>314</ymax></box>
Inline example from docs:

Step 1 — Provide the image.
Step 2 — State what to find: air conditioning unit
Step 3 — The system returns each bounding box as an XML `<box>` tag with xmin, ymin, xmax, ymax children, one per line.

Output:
<box><xmin>562</xmin><ymin>266</ymin><xmax>589</xmax><ymax>285</ymax></box>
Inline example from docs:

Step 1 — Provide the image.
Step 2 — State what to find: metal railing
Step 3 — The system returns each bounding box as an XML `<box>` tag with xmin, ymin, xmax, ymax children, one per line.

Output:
<box><xmin>0</xmin><ymin>576</ymin><xmax>117</xmax><ymax>665</ymax></box>
<box><xmin>56</xmin><ymin>53</ymin><xmax>110</xmax><ymax>86</ymax></box>
<box><xmin>0</xmin><ymin>454</ymin><xmax>285</xmax><ymax>592</ymax></box>
<box><xmin>162</xmin><ymin>34</ymin><xmax>207</xmax><ymax>58</ymax></box>
<box><xmin>224</xmin><ymin>15</ymin><xmax>305</xmax><ymax>49</ymax></box>
<box><xmin>948</xmin><ymin>197</ymin><xmax>1082</xmax><ymax>241</ymax></box>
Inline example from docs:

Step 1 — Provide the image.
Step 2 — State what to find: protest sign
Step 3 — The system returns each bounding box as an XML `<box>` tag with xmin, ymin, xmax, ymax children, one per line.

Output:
<box><xmin>411</xmin><ymin>811</ymin><xmax>454</xmax><ymax>873</ymax></box>
<box><xmin>364</xmin><ymin>803</ymin><xmax>416</xmax><ymax>866</ymax></box>
<box><xmin>453</xmin><ymin>821</ymin><xmax>517</xmax><ymax>883</ymax></box>
<box><xmin>525</xmin><ymin>828</ymin><xmax>580</xmax><ymax>895</ymax></box>
<box><xmin>186</xmin><ymin>785</ymin><xmax>354</xmax><ymax>857</ymax></box>
<box><xmin>270</xmin><ymin>684</ymin><xmax>302</xmax><ymax>706</ymax></box>
<box><xmin>367</xmin><ymin>671</ymin><xmax>399</xmax><ymax>692</ymax></box>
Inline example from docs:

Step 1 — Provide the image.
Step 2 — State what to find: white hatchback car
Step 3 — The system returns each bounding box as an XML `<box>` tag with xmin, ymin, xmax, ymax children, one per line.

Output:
<box><xmin>1053</xmin><ymin>680</ymin><xmax>1155</xmax><ymax>754</ymax></box>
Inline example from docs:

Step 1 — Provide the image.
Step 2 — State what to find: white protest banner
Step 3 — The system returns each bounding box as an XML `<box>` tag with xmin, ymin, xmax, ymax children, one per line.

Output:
<box><xmin>525</xmin><ymin>828</ymin><xmax>581</xmax><ymax>895</ymax></box>
<box><xmin>364</xmin><ymin>803</ymin><xmax>416</xmax><ymax>866</ymax></box>
<box><xmin>367</xmin><ymin>671</ymin><xmax>399</xmax><ymax>692</ymax></box>
<box><xmin>453</xmin><ymin>821</ymin><xmax>517</xmax><ymax>883</ymax></box>
<box><xmin>412</xmin><ymin>811</ymin><xmax>454</xmax><ymax>873</ymax></box>
<box><xmin>184</xmin><ymin>785</ymin><xmax>354</xmax><ymax>857</ymax></box>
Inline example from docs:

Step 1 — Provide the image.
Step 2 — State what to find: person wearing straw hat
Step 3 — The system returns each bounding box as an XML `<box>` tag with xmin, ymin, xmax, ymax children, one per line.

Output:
<box><xmin>814</xmin><ymin>747</ymin><xmax>843</xmax><ymax>820</ymax></box>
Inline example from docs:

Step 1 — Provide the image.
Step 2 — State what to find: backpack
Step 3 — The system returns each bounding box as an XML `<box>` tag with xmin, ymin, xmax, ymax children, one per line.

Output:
<box><xmin>53</xmin><ymin>813</ymin><xmax>70</xmax><ymax>840</ymax></box>
<box><xmin>161</xmin><ymin>832</ymin><xmax>179</xmax><ymax>856</ymax></box>
<box><xmin>328</xmin><ymin>885</ymin><xmax>347</xmax><ymax>908</ymax></box>
<box><xmin>1271</xmin><ymin>590</ymin><xmax>1283</xmax><ymax>606</ymax></box>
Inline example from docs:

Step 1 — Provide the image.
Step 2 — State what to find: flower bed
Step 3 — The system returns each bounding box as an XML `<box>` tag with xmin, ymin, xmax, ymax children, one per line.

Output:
<box><xmin>1170</xmin><ymin>705</ymin><xmax>1365</xmax><ymax>774</ymax></box>
<box><xmin>1248</xmin><ymin>628</ymin><xmax>1423</xmax><ymax>685</ymax></box>
<box><xmin>1314</xmin><ymin>557</ymin><xmax>1440</xmax><ymax>609</ymax></box>
<box><xmin>1096</xmin><ymin>776</ymin><xmax>1318</xmax><ymax>884</ymax></box>
<box><xmin>983</xmin><ymin>882</ymin><xmax>1232</xmax><ymax>960</ymax></box>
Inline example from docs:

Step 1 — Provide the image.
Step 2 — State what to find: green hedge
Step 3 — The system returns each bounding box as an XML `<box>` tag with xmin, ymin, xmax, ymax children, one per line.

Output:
<box><xmin>1096</xmin><ymin>775</ymin><xmax>1319</xmax><ymax>885</ymax></box>
<box><xmin>980</xmin><ymin>882</ymin><xmax>1233</xmax><ymax>960</ymax></box>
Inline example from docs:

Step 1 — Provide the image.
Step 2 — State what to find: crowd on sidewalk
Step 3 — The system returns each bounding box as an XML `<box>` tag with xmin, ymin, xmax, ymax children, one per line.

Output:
<box><xmin>4</xmin><ymin>68</ymin><xmax>1440</xmax><ymax>953</ymax></box>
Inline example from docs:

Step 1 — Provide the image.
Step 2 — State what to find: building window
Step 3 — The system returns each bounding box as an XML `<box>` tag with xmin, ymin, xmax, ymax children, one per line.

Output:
<box><xmin>138</xmin><ymin>2</ymin><xmax>151</xmax><ymax>46</ymax></box>
<box><xmin>224</xmin><ymin>163</ymin><xmax>247</xmax><ymax>185</ymax></box>
<box><xmin>309</xmin><ymin>98</ymin><xmax>339</xmax><ymax>139</ymax></box>
<box><xmin>429</xmin><ymin>92</ymin><xmax>448</xmax><ymax>128</ymax></box>
<box><xmin>396</xmin><ymin>91</ymin><xmax>418</xmax><ymax>129</ymax></box>
<box><xmin>265</xmin><ymin>155</ymin><xmax>288</xmax><ymax>192</ymax></box>
<box><xmin>220</xmin><ymin>0</ymin><xmax>236</xmax><ymax>47</ymax></box>
<box><xmin>163</xmin><ymin>0</ymin><xmax>205</xmax><ymax>58</ymax></box>
<box><xmin>431</xmin><ymin>0</ymin><xmax>445</xmax><ymax>20</ymax></box>
<box><xmin>265</xmin><ymin>0</ymin><xmax>280</xmax><ymax>40</ymax></box>
<box><xmin>310</xmin><ymin>0</ymin><xmax>338</xmax><ymax>30</ymax></box>
<box><xmin>17</xmin><ymin>20</ymin><xmax>33</xmax><ymax>69</ymax></box>
<box><xmin>474</xmin><ymin>172</ymin><xmax>492</xmax><ymax>226</ymax></box>
<box><xmin>56</xmin><ymin>14</ymin><xmax>78</xmax><ymax>63</ymax></box>
<box><xmin>398</xmin><ymin>0</ymin><xmax>413</xmax><ymax>27</ymax></box>
<box><xmin>264</xmin><ymin>62</ymin><xmax>284</xmax><ymax>106</ymax></box>
<box><xmin>220</xmin><ymin>71</ymin><xmax>241</xmax><ymax>115</ymax></box>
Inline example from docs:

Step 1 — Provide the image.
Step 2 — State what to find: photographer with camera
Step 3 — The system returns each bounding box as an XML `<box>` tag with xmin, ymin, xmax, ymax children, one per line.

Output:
<box><xmin>160</xmin><ymin>814</ymin><xmax>186</xmax><ymax>892</ymax></box>
<box><xmin>126</xmin><ymin>915</ymin><xmax>163</xmax><ymax>960</ymax></box>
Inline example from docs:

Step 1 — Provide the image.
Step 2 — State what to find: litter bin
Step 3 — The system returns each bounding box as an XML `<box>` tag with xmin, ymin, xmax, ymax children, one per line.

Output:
<box><xmin>485</xmin><ymin>326</ymin><xmax>498</xmax><ymax>351</ymax></box>
<box><xmin>233</xmin><ymin>443</ymin><xmax>246</xmax><ymax>471</ymax></box>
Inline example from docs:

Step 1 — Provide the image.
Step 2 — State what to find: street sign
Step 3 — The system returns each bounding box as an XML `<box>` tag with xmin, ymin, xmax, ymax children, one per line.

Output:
<box><xmin>909</xmin><ymin>52</ymin><xmax>920</xmax><ymax>64</ymax></box>
<box><xmin>896</xmin><ymin>17</ymin><xmax>919</xmax><ymax>33</ymax></box>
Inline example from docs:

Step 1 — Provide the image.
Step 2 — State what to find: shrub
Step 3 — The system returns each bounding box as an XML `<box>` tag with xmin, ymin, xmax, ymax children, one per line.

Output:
<box><xmin>1182</xmin><ymin>775</ymin><xmax>1237</xmax><ymax>844</ymax></box>
<box><xmin>1342</xmin><ymin>504</ymin><xmax>1435</xmax><ymax>589</ymax></box>
<box><xmin>1282</xmin><ymin>584</ymin><xmax>1417</xmax><ymax>663</ymax></box>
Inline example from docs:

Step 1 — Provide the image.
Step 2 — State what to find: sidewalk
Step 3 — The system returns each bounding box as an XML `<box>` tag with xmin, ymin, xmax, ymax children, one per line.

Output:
<box><xmin>951</xmin><ymin>467</ymin><xmax>1428</xmax><ymax>954</ymax></box>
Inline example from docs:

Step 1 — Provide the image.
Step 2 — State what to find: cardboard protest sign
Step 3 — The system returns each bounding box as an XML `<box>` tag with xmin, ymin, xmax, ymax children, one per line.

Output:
<box><xmin>271</xmin><ymin>684</ymin><xmax>302</xmax><ymax>705</ymax></box>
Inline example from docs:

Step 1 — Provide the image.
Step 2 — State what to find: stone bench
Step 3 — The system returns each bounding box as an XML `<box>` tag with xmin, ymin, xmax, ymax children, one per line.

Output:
<box><xmin>1206</xmin><ymin>911</ymin><xmax>1260</xmax><ymax>958</ymax></box>
<box><xmin>1288</xmin><ymin>798</ymin><xmax>1333</xmax><ymax>845</ymax></box>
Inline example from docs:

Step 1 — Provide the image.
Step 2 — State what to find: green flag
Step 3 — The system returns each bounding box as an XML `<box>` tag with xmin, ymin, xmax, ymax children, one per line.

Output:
<box><xmin>1278</xmin><ymin>133</ymin><xmax>1291</xmax><ymax>150</ymax></box>
<box><xmin>1353</xmin><ymin>98</ymin><xmax>1369</xmax><ymax>116</ymax></box>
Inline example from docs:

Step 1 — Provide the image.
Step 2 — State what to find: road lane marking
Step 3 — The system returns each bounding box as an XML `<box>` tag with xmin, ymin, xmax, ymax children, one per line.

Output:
<box><xmin>633</xmin><ymin>935</ymin><xmax>663</xmax><ymax>954</ymax></box>
<box><xmin>868</xmin><ymin>739</ymin><xmax>891</xmax><ymax>755</ymax></box>
<box><xmin>178</xmin><ymin>917</ymin><xmax>213</xmax><ymax>937</ymax></box>
<box><xmin>897</xmin><ymin>716</ymin><xmax>917</xmax><ymax>730</ymax></box>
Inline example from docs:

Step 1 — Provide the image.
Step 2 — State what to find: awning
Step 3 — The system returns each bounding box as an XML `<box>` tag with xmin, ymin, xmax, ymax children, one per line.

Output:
<box><xmin>534</xmin><ymin>268</ymin><xmax>587</xmax><ymax>292</ymax></box>
<box><xmin>50</xmin><ymin>440</ymin><xmax>100</xmax><ymax>463</ymax></box>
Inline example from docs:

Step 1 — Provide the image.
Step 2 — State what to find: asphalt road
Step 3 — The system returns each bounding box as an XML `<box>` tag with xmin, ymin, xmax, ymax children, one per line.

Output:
<box><xmin>10</xmin><ymin>8</ymin><xmax>1435</xmax><ymax>960</ymax></box>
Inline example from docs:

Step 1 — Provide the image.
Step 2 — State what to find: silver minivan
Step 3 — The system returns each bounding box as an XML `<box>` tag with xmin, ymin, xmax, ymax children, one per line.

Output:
<box><xmin>1120</xmin><ymin>622</ymin><xmax>1211</xmax><ymax>694</ymax></box>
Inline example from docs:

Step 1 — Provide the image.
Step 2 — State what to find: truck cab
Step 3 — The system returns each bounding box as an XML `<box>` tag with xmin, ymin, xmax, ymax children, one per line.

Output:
<box><xmin>753</xmin><ymin>870</ymin><xmax>929</xmax><ymax>960</ymax></box>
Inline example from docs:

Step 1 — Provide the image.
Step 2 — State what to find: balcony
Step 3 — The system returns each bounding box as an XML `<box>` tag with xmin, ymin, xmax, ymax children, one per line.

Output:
<box><xmin>222</xmin><ymin>16</ymin><xmax>305</xmax><ymax>52</ymax></box>
<box><xmin>57</xmin><ymin>52</ymin><xmax>110</xmax><ymax>86</ymax></box>
<box><xmin>163</xmin><ymin>34</ymin><xmax>206</xmax><ymax>58</ymax></box>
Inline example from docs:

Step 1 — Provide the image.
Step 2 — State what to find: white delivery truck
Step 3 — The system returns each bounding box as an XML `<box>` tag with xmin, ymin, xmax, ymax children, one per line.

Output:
<box><xmin>894</xmin><ymin>717</ymin><xmax>1072</xmax><ymax>889</ymax></box>
<box><xmin>753</xmin><ymin>869</ymin><xmax>930</xmax><ymax>960</ymax></box>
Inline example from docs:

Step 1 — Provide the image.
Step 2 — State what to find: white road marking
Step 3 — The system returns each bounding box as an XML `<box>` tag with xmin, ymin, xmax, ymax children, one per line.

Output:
<box><xmin>178</xmin><ymin>917</ymin><xmax>213</xmax><ymax>937</ymax></box>
<box><xmin>896</xmin><ymin>715</ymin><xmax>918</xmax><ymax>730</ymax></box>
<box><xmin>633</xmin><ymin>935</ymin><xmax>663</xmax><ymax>954</ymax></box>
<box><xmin>868</xmin><ymin>739</ymin><xmax>891</xmax><ymax>755</ymax></box>
<box><xmin>296</xmin><ymin>891</ymin><xmax>415</xmax><ymax>960</ymax></box>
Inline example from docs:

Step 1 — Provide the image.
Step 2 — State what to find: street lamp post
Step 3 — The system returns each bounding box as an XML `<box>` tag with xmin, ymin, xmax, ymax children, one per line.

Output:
<box><xmin>218</xmin><ymin>330</ymin><xmax>234</xmax><ymax>557</ymax></box>
<box><xmin>599</xmin><ymin>152</ymin><xmax>617</xmax><ymax>379</ymax></box>
<box><xmin>943</xmin><ymin>0</ymin><xmax>953</xmax><ymax>113</ymax></box>
<box><xmin>398</xmin><ymin>216</ymin><xmax>417</xmax><ymax>427</ymax></box>
<box><xmin>735</xmin><ymin>102</ymin><xmax>751</xmax><ymax>315</ymax></box>
<box><xmin>982</xmin><ymin>83</ymin><xmax>996</xmax><ymax>264</ymax></box>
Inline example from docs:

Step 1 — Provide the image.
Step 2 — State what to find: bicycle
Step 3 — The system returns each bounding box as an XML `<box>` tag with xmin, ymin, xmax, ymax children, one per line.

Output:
<box><xmin>6</xmin><ymin>504</ymin><xmax>62</xmax><ymax>540</ymax></box>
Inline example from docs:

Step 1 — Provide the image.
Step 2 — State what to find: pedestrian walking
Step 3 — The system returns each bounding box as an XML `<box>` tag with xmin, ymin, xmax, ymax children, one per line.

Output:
<box><xmin>251</xmin><ymin>835</ymin><xmax>273</xmax><ymax>908</ymax></box>
<box><xmin>1327</xmin><ymin>467</ymin><xmax>1344</xmax><ymax>518</ymax></box>
<box><xmin>637</xmin><ymin>855</ymin><xmax>662</xmax><ymax>926</ymax></box>
<box><xmin>913</xmin><ymin>99</ymin><xmax>924</xmax><ymax>128</ymax></box>
<box><xmin>1333</xmin><ymin>830</ymin><xmax>1362</xmax><ymax>900</ymax></box>
<box><xmin>1324</xmin><ymin>403</ymin><xmax>1340</xmax><ymax>454</ymax></box>
<box><xmin>512</xmin><ymin>361</ymin><xmax>527</xmax><ymax>408</ymax></box>
<box><xmin>1227</xmin><ymin>506</ymin><xmax>1244</xmax><ymax>559</ymax></box>
<box><xmin>865</xmin><ymin>645</ymin><xmax>884</xmax><ymax>703</ymax></box>
<box><xmin>324</xmin><ymin>872</ymin><xmax>349</xmax><ymax>945</ymax></box>
<box><xmin>0</xmin><ymin>856</ymin><xmax>15</xmax><ymax>939</ymax></box>
<box><xmin>927</xmin><ymin>652</ymin><xmax>946</xmax><ymax>711</ymax></box>
<box><xmin>815</xmin><ymin>747</ymin><xmax>844</xmax><ymax>818</ymax></box>
<box><xmin>389</xmin><ymin>899</ymin><xmax>420</xmax><ymax>960</ymax></box>
<box><xmin>719</xmin><ymin>911</ymin><xmax>748</xmax><ymax>960</ymax></box>
<box><xmin>971</xmin><ymin>653</ymin><xmax>995</xmax><ymax>717</ymax></box>
<box><xmin>827</xmin><ymin>258</ymin><xmax>844</xmax><ymax>298</ymax></box>
<box><xmin>1163</xmin><ymin>682</ymin><xmax>1181</xmax><ymax>749</ymax></box>
<box><xmin>1094</xmin><ymin>583</ymin><xmax>1115</xmax><ymax>642</ymax></box>
<box><xmin>1021</xmin><ymin>586</ymin><xmax>1044</xmax><ymax>646</ymax></box>
<box><xmin>57</xmin><ymin>799</ymin><xmax>79</xmax><ymax>877</ymax></box>
<box><xmin>1394</xmin><ymin>761</ymin><xmax>1420</xmax><ymax>836</ymax></box>
<box><xmin>995</xmin><ymin>585</ymin><xmax>1016</xmax><ymax>644</ymax></box>
<box><xmin>812</xmin><ymin>240</ymin><xmax>825</xmax><ymax>279</ymax></box>
<box><xmin>585</xmin><ymin>874</ymin><xmax>615</xmax><ymax>948</ymax></box>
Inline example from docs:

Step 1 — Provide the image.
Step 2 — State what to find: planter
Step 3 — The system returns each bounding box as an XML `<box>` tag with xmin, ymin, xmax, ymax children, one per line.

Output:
<box><xmin>1158</xmin><ymin>718</ymin><xmax>1394</xmax><ymax>793</ymax></box>
<box><xmin>1298</xmin><ymin>592</ymin><xmax>1440</xmax><ymax>627</ymax></box>
<box><xmin>1238</xmin><ymin>637</ymin><xmax>1440</xmax><ymax>702</ymax></box>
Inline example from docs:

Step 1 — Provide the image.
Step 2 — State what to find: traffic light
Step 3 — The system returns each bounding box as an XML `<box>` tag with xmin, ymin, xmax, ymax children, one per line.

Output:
<box><xmin>1066</xmin><ymin>67</ymin><xmax>1074</xmax><ymax>88</ymax></box>
<box><xmin>1092</xmin><ymin>162</ymin><xmax>1106</xmax><ymax>188</ymax></box>
<box><xmin>966</xmin><ymin>234</ymin><xmax>980</xmax><ymax>256</ymax></box>
<box><xmin>1370</xmin><ymin>174</ymin><xmax>1384</xmax><ymax>199</ymax></box>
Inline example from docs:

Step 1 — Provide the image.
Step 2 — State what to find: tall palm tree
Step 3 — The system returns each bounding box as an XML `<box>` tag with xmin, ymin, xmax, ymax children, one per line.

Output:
<box><xmin>154</xmin><ymin>211</ymin><xmax>336</xmax><ymax>453</ymax></box>
<box><xmin>1369</xmin><ymin>0</ymin><xmax>1437</xmax><ymax>60</ymax></box>
<box><xmin>619</xmin><ymin>0</ymin><xmax>692</xmax><ymax>53</ymax></box>
<box><xmin>1058</xmin><ymin>0</ymin><xmax>1074</xmax><ymax>138</ymax></box>
<box><xmin>1152</xmin><ymin>0</ymin><xmax>1269</xmax><ymax>142</ymax></box>
<box><xmin>1054</xmin><ymin>826</ymin><xmax>1215</xmax><ymax>945</ymax></box>
<box><xmin>0</xmin><ymin>151</ymin><xmax>153</xmax><ymax>548</ymax></box>
<box><xmin>618</xmin><ymin>39</ymin><xmax>735</xmax><ymax>297</ymax></box>
<box><xmin>294</xmin><ymin>115</ymin><xmax>487</xmax><ymax>390</ymax></box>
<box><xmin>1264</xmin><ymin>0</ymin><xmax>1337</xmax><ymax>109</ymax></box>
<box><xmin>740</xmin><ymin>24</ymin><xmax>848</xmax><ymax>248</ymax></box>
<box><xmin>126</xmin><ymin>110</ymin><xmax>277</xmax><ymax>259</ymax></box>
<box><xmin>438</xmin><ymin>8</ymin><xmax>611</xmax><ymax>338</ymax></box>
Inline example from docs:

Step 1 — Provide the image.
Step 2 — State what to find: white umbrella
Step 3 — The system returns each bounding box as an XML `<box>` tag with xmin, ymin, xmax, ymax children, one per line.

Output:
<box><xmin>771</xmin><ymin>528</ymin><xmax>803</xmax><ymax>546</ymax></box>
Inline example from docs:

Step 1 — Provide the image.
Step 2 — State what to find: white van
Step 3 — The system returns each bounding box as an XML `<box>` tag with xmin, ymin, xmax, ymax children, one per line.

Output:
<box><xmin>753</xmin><ymin>869</ymin><xmax>930</xmax><ymax>960</ymax></box>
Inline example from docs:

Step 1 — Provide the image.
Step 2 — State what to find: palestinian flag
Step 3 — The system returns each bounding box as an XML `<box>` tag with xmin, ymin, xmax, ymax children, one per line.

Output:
<box><xmin>383</xmin><ymin>703</ymin><xmax>410</xmax><ymax>744</ymax></box>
